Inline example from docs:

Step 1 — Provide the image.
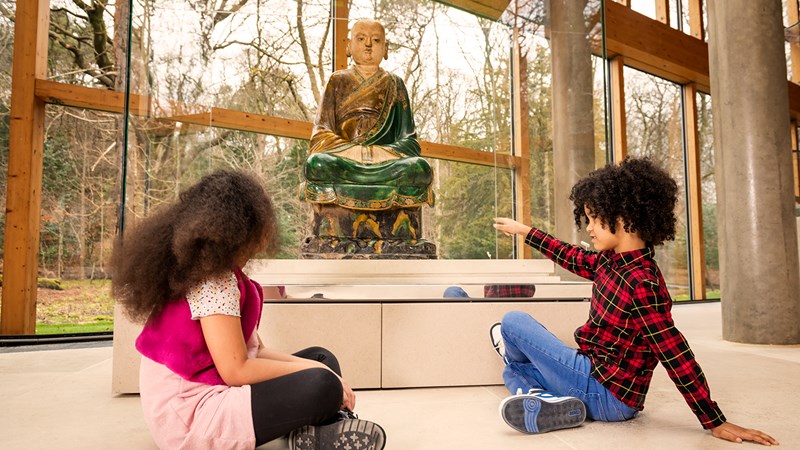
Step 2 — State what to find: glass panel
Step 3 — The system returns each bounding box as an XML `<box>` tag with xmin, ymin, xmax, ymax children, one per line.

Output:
<box><xmin>521</xmin><ymin>4</ymin><xmax>607</xmax><ymax>243</ymax></box>
<box><xmin>679</xmin><ymin>0</ymin><xmax>691</xmax><ymax>35</ymax></box>
<box><xmin>117</xmin><ymin>0</ymin><xmax>607</xmax><ymax>269</ymax></box>
<box><xmin>696</xmin><ymin>91</ymin><xmax>719</xmax><ymax>298</ymax></box>
<box><xmin>786</xmin><ymin>0</ymin><xmax>798</xmax><ymax>81</ymax></box>
<box><xmin>350</xmin><ymin>0</ymin><xmax>512</xmax><ymax>149</ymax></box>
<box><xmin>630</xmin><ymin>0</ymin><xmax>656</xmax><ymax>20</ymax></box>
<box><xmin>670</xmin><ymin>0</ymin><xmax>682</xmax><ymax>31</ymax></box>
<box><xmin>623</xmin><ymin>66</ymin><xmax>691</xmax><ymax>300</ymax></box>
<box><xmin>35</xmin><ymin>105</ymin><xmax>121</xmax><ymax>333</ymax></box>
<box><xmin>47</xmin><ymin>0</ymin><xmax>118</xmax><ymax>87</ymax></box>
<box><xmin>0</xmin><ymin>2</ymin><xmax>11</xmax><ymax>258</ymax></box>
<box><xmin>434</xmin><ymin>161</ymin><xmax>514</xmax><ymax>259</ymax></box>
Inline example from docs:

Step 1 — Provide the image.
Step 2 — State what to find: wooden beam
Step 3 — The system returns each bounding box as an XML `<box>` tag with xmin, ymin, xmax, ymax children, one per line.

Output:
<box><xmin>2</xmin><ymin>0</ymin><xmax>50</xmax><ymax>335</ymax></box>
<box><xmin>512</xmin><ymin>27</ymin><xmax>532</xmax><ymax>259</ymax></box>
<box><xmin>604</xmin><ymin>0</ymin><xmax>710</xmax><ymax>91</ymax></box>
<box><xmin>683</xmin><ymin>83</ymin><xmax>707</xmax><ymax>300</ymax></box>
<box><xmin>789</xmin><ymin>82</ymin><xmax>800</xmax><ymax>121</ymax></box>
<box><xmin>610</xmin><ymin>56</ymin><xmax>627</xmax><ymax>163</ymax></box>
<box><xmin>688</xmin><ymin>0</ymin><xmax>705</xmax><ymax>41</ymax></box>
<box><xmin>35</xmin><ymin>79</ymin><xmax>515</xmax><ymax>168</ymax></box>
<box><xmin>791</xmin><ymin>122</ymin><xmax>800</xmax><ymax>198</ymax></box>
<box><xmin>603</xmin><ymin>0</ymin><xmax>800</xmax><ymax>116</ymax></box>
<box><xmin>420</xmin><ymin>141</ymin><xmax>517</xmax><ymax>169</ymax></box>
<box><xmin>35</xmin><ymin>79</ymin><xmax>149</xmax><ymax>114</ymax></box>
<box><xmin>332</xmin><ymin>0</ymin><xmax>349</xmax><ymax>72</ymax></box>
<box><xmin>435</xmin><ymin>0</ymin><xmax>510</xmax><ymax>21</ymax></box>
<box><xmin>655</xmin><ymin>0</ymin><xmax>670</xmax><ymax>26</ymax></box>
<box><xmin>205</xmin><ymin>108</ymin><xmax>313</xmax><ymax>139</ymax></box>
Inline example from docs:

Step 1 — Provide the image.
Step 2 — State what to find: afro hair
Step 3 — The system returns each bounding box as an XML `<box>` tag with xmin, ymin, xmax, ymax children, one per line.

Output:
<box><xmin>569</xmin><ymin>157</ymin><xmax>678</xmax><ymax>246</ymax></box>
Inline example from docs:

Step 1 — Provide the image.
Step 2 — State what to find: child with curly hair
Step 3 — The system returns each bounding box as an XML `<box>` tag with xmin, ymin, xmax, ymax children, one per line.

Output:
<box><xmin>492</xmin><ymin>157</ymin><xmax>777</xmax><ymax>445</ymax></box>
<box><xmin>111</xmin><ymin>169</ymin><xmax>385</xmax><ymax>450</ymax></box>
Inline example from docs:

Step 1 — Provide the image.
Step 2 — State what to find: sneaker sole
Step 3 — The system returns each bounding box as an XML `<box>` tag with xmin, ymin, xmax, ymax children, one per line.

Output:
<box><xmin>499</xmin><ymin>395</ymin><xmax>586</xmax><ymax>434</ymax></box>
<box><xmin>289</xmin><ymin>419</ymin><xmax>386</xmax><ymax>450</ymax></box>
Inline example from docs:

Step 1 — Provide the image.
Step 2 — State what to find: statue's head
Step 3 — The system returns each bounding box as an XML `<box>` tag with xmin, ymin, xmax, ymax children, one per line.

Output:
<box><xmin>346</xmin><ymin>19</ymin><xmax>388</xmax><ymax>65</ymax></box>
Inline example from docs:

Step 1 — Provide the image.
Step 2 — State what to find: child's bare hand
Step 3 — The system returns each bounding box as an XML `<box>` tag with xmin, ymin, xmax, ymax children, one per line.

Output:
<box><xmin>711</xmin><ymin>422</ymin><xmax>778</xmax><ymax>446</ymax></box>
<box><xmin>339</xmin><ymin>376</ymin><xmax>356</xmax><ymax>412</ymax></box>
<box><xmin>493</xmin><ymin>218</ymin><xmax>532</xmax><ymax>237</ymax></box>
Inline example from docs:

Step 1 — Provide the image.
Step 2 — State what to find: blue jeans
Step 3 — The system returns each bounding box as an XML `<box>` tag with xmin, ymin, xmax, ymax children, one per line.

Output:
<box><xmin>501</xmin><ymin>311</ymin><xmax>639</xmax><ymax>422</ymax></box>
<box><xmin>443</xmin><ymin>286</ymin><xmax>470</xmax><ymax>298</ymax></box>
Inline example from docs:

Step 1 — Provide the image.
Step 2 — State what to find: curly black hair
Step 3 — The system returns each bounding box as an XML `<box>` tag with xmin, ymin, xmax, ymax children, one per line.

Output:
<box><xmin>110</xmin><ymin>169</ymin><xmax>280</xmax><ymax>323</ymax></box>
<box><xmin>569</xmin><ymin>157</ymin><xmax>678</xmax><ymax>246</ymax></box>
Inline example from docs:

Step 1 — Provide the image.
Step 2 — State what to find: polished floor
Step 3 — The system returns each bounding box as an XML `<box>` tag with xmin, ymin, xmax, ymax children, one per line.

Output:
<box><xmin>1</xmin><ymin>302</ymin><xmax>798</xmax><ymax>449</ymax></box>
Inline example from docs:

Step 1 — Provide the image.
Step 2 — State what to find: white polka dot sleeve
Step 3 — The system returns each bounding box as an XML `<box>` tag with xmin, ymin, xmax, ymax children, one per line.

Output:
<box><xmin>186</xmin><ymin>272</ymin><xmax>241</xmax><ymax>320</ymax></box>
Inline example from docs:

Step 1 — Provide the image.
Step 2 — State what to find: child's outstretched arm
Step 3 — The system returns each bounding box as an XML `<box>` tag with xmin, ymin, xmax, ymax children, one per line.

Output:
<box><xmin>711</xmin><ymin>421</ymin><xmax>778</xmax><ymax>446</ymax></box>
<box><xmin>630</xmin><ymin>280</ymin><xmax>778</xmax><ymax>445</ymax></box>
<box><xmin>493</xmin><ymin>217</ymin><xmax>598</xmax><ymax>280</ymax></box>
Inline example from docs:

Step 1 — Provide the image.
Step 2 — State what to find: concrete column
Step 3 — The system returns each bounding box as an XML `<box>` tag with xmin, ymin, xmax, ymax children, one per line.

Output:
<box><xmin>707</xmin><ymin>0</ymin><xmax>800</xmax><ymax>344</ymax></box>
<box><xmin>550</xmin><ymin>0</ymin><xmax>595</xmax><ymax>246</ymax></box>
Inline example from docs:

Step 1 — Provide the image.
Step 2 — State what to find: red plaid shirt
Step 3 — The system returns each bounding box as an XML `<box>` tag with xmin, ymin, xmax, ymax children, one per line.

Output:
<box><xmin>525</xmin><ymin>228</ymin><xmax>726</xmax><ymax>429</ymax></box>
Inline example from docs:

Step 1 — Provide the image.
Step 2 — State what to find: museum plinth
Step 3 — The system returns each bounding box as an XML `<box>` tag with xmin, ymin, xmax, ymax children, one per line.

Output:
<box><xmin>302</xmin><ymin>204</ymin><xmax>436</xmax><ymax>259</ymax></box>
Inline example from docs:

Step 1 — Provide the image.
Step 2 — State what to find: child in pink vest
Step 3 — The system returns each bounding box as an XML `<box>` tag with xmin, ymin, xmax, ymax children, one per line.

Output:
<box><xmin>111</xmin><ymin>169</ymin><xmax>386</xmax><ymax>450</ymax></box>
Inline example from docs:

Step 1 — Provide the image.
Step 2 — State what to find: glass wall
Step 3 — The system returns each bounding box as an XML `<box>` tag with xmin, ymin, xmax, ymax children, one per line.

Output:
<box><xmin>0</xmin><ymin>2</ymin><xmax>11</xmax><ymax>263</ymax></box>
<box><xmin>117</xmin><ymin>0</ymin><xmax>608</xmax><ymax>260</ymax></box>
<box><xmin>623</xmin><ymin>66</ymin><xmax>691</xmax><ymax>299</ymax></box>
<box><xmin>696</xmin><ymin>91</ymin><xmax>720</xmax><ymax>297</ymax></box>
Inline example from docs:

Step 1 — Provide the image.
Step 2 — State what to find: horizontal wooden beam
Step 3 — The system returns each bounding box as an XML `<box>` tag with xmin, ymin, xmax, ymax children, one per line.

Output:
<box><xmin>789</xmin><ymin>82</ymin><xmax>800</xmax><ymax>121</ymax></box>
<box><xmin>34</xmin><ymin>78</ymin><xmax>517</xmax><ymax>167</ymax></box>
<box><xmin>421</xmin><ymin>141</ymin><xmax>517</xmax><ymax>169</ymax></box>
<box><xmin>604</xmin><ymin>1</ymin><xmax>800</xmax><ymax>121</ymax></box>
<box><xmin>435</xmin><ymin>0</ymin><xmax>510</xmax><ymax>21</ymax></box>
<box><xmin>604</xmin><ymin>0</ymin><xmax>710</xmax><ymax>91</ymax></box>
<box><xmin>35</xmin><ymin>78</ymin><xmax>150</xmax><ymax>114</ymax></box>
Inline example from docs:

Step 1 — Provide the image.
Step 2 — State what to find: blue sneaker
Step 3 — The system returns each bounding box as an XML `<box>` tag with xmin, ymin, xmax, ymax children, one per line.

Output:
<box><xmin>499</xmin><ymin>389</ymin><xmax>586</xmax><ymax>434</ymax></box>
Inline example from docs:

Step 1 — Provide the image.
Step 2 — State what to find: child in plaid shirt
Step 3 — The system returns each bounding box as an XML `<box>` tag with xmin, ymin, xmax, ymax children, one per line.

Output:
<box><xmin>492</xmin><ymin>157</ymin><xmax>777</xmax><ymax>445</ymax></box>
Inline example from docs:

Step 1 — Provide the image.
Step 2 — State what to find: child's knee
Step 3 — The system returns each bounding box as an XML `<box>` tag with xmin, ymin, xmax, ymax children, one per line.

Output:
<box><xmin>304</xmin><ymin>368</ymin><xmax>343</xmax><ymax>412</ymax></box>
<box><xmin>501</xmin><ymin>310</ymin><xmax>531</xmax><ymax>331</ymax></box>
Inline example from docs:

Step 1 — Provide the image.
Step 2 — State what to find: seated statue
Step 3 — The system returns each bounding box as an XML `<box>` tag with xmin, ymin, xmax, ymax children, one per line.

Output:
<box><xmin>301</xmin><ymin>19</ymin><xmax>434</xmax><ymax>211</ymax></box>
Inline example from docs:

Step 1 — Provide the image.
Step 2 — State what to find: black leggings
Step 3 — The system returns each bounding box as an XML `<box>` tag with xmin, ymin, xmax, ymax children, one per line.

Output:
<box><xmin>250</xmin><ymin>347</ymin><xmax>344</xmax><ymax>446</ymax></box>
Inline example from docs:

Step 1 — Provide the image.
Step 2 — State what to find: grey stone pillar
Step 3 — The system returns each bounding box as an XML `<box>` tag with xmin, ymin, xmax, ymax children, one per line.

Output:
<box><xmin>550</xmin><ymin>0</ymin><xmax>595</xmax><ymax>246</ymax></box>
<box><xmin>707</xmin><ymin>0</ymin><xmax>800</xmax><ymax>344</ymax></box>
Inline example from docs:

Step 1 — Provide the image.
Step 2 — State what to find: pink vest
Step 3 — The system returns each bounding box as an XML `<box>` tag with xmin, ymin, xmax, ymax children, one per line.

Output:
<box><xmin>136</xmin><ymin>268</ymin><xmax>263</xmax><ymax>385</ymax></box>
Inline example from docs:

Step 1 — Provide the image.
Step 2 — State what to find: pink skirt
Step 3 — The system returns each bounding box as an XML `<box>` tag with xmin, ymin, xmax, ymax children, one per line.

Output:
<box><xmin>138</xmin><ymin>334</ymin><xmax>259</xmax><ymax>449</ymax></box>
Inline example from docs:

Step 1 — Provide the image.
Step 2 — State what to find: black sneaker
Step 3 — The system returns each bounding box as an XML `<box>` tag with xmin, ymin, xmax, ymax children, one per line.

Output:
<box><xmin>288</xmin><ymin>419</ymin><xmax>386</xmax><ymax>450</ymax></box>
<box><xmin>499</xmin><ymin>389</ymin><xmax>586</xmax><ymax>434</ymax></box>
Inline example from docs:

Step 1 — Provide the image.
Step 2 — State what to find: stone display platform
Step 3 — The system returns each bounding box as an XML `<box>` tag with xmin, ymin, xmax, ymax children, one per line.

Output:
<box><xmin>112</xmin><ymin>259</ymin><xmax>592</xmax><ymax>393</ymax></box>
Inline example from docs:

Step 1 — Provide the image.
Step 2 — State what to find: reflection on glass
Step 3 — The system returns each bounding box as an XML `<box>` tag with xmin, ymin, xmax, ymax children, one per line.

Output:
<box><xmin>351</xmin><ymin>0</ymin><xmax>512</xmax><ymax>150</ymax></box>
<box><xmin>786</xmin><ymin>18</ymin><xmax>798</xmax><ymax>81</ymax></box>
<box><xmin>434</xmin><ymin>161</ymin><xmax>513</xmax><ymax>259</ymax></box>
<box><xmin>114</xmin><ymin>0</ymin><xmax>608</xmax><ymax>261</ymax></box>
<box><xmin>696</xmin><ymin>91</ymin><xmax>720</xmax><ymax>298</ymax></box>
<box><xmin>623</xmin><ymin>67</ymin><xmax>690</xmax><ymax>300</ymax></box>
<box><xmin>47</xmin><ymin>1</ymin><xmax>118</xmax><ymax>88</ymax></box>
<box><xmin>130</xmin><ymin>0</ymin><xmax>331</xmax><ymax>121</ymax></box>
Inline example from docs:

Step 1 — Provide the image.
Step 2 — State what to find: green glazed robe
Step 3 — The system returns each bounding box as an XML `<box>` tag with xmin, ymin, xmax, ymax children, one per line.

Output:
<box><xmin>302</xmin><ymin>67</ymin><xmax>433</xmax><ymax>210</ymax></box>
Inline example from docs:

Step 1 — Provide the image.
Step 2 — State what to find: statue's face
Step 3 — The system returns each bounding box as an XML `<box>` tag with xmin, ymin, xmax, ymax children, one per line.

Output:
<box><xmin>348</xmin><ymin>21</ymin><xmax>387</xmax><ymax>65</ymax></box>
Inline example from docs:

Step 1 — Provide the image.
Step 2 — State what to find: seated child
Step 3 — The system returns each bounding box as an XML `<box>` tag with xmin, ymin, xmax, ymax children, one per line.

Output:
<box><xmin>110</xmin><ymin>169</ymin><xmax>386</xmax><ymax>450</ymax></box>
<box><xmin>492</xmin><ymin>157</ymin><xmax>778</xmax><ymax>445</ymax></box>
